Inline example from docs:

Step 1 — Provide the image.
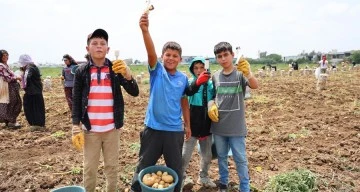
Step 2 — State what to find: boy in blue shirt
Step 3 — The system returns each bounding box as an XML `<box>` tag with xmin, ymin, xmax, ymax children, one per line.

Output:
<box><xmin>130</xmin><ymin>13</ymin><xmax>191</xmax><ymax>192</ymax></box>
<box><xmin>208</xmin><ymin>42</ymin><xmax>258</xmax><ymax>192</ymax></box>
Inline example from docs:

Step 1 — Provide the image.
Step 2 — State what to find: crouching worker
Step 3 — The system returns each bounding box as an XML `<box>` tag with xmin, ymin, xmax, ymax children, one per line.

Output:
<box><xmin>71</xmin><ymin>28</ymin><xmax>139</xmax><ymax>192</ymax></box>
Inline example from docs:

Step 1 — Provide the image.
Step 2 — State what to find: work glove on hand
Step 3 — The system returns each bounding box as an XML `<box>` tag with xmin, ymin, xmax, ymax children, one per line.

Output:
<box><xmin>237</xmin><ymin>57</ymin><xmax>252</xmax><ymax>78</ymax></box>
<box><xmin>72</xmin><ymin>125</ymin><xmax>84</xmax><ymax>151</ymax></box>
<box><xmin>195</xmin><ymin>71</ymin><xmax>211</xmax><ymax>86</ymax></box>
<box><xmin>207</xmin><ymin>100</ymin><xmax>219</xmax><ymax>122</ymax></box>
<box><xmin>112</xmin><ymin>60</ymin><xmax>132</xmax><ymax>80</ymax></box>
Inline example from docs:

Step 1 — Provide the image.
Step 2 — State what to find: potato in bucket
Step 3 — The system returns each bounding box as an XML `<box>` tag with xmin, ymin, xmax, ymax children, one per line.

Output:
<box><xmin>138</xmin><ymin>165</ymin><xmax>178</xmax><ymax>192</ymax></box>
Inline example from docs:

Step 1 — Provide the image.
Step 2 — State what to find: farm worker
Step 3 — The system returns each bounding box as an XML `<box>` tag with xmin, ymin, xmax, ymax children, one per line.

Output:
<box><xmin>71</xmin><ymin>29</ymin><xmax>139</xmax><ymax>192</ymax></box>
<box><xmin>180</xmin><ymin>56</ymin><xmax>217</xmax><ymax>190</ymax></box>
<box><xmin>18</xmin><ymin>54</ymin><xmax>46</xmax><ymax>131</ymax></box>
<box><xmin>319</xmin><ymin>55</ymin><xmax>328</xmax><ymax>73</ymax></box>
<box><xmin>61</xmin><ymin>54</ymin><xmax>77</xmax><ymax>112</ymax></box>
<box><xmin>208</xmin><ymin>42</ymin><xmax>259</xmax><ymax>192</ymax></box>
<box><xmin>130</xmin><ymin>13</ymin><xmax>191</xmax><ymax>192</ymax></box>
<box><xmin>0</xmin><ymin>49</ymin><xmax>22</xmax><ymax>128</ymax></box>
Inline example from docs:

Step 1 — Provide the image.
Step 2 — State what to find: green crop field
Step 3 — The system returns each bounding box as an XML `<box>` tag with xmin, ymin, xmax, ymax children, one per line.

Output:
<box><xmin>37</xmin><ymin>63</ymin><xmax>318</xmax><ymax>78</ymax></box>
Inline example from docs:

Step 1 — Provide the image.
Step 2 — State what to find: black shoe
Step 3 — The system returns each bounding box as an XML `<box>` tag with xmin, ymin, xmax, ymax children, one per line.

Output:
<box><xmin>219</xmin><ymin>183</ymin><xmax>228</xmax><ymax>192</ymax></box>
<box><xmin>30</xmin><ymin>125</ymin><xmax>46</xmax><ymax>132</ymax></box>
<box><xmin>7</xmin><ymin>122</ymin><xmax>22</xmax><ymax>129</ymax></box>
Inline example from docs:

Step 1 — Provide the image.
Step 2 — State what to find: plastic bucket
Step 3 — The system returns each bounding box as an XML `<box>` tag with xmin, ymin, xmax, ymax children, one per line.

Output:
<box><xmin>138</xmin><ymin>165</ymin><xmax>179</xmax><ymax>192</ymax></box>
<box><xmin>50</xmin><ymin>186</ymin><xmax>85</xmax><ymax>192</ymax></box>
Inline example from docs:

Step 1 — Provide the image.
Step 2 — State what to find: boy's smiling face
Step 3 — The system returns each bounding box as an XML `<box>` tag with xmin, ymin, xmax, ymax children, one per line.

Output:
<box><xmin>216</xmin><ymin>50</ymin><xmax>234</xmax><ymax>69</ymax></box>
<box><xmin>161</xmin><ymin>48</ymin><xmax>182</xmax><ymax>72</ymax></box>
<box><xmin>86</xmin><ymin>37</ymin><xmax>109</xmax><ymax>60</ymax></box>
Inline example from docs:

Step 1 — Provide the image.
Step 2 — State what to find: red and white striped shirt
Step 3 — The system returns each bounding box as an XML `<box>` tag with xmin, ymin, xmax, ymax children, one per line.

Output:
<box><xmin>85</xmin><ymin>65</ymin><xmax>115</xmax><ymax>132</ymax></box>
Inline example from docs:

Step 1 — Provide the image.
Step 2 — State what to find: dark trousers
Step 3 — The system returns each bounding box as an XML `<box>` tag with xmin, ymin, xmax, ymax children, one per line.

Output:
<box><xmin>131</xmin><ymin>127</ymin><xmax>184</xmax><ymax>192</ymax></box>
<box><xmin>23</xmin><ymin>93</ymin><xmax>45</xmax><ymax>127</ymax></box>
<box><xmin>64</xmin><ymin>87</ymin><xmax>73</xmax><ymax>112</ymax></box>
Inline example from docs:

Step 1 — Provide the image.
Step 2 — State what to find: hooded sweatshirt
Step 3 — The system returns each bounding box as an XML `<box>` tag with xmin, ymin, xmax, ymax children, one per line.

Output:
<box><xmin>186</xmin><ymin>57</ymin><xmax>214</xmax><ymax>138</ymax></box>
<box><xmin>62</xmin><ymin>63</ymin><xmax>77</xmax><ymax>87</ymax></box>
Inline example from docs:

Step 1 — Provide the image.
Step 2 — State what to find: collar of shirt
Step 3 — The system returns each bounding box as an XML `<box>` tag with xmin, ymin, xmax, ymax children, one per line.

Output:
<box><xmin>89</xmin><ymin>59</ymin><xmax>110</xmax><ymax>68</ymax></box>
<box><xmin>89</xmin><ymin>59</ymin><xmax>110</xmax><ymax>85</ymax></box>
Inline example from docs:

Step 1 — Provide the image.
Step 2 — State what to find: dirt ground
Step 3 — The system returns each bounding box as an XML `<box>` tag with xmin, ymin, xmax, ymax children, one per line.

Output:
<box><xmin>0</xmin><ymin>69</ymin><xmax>359</xmax><ymax>192</ymax></box>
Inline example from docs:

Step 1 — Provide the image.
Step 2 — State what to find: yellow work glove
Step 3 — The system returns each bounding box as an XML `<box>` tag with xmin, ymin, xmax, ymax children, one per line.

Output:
<box><xmin>72</xmin><ymin>125</ymin><xmax>84</xmax><ymax>151</ymax></box>
<box><xmin>112</xmin><ymin>60</ymin><xmax>132</xmax><ymax>79</ymax></box>
<box><xmin>207</xmin><ymin>100</ymin><xmax>219</xmax><ymax>122</ymax></box>
<box><xmin>237</xmin><ymin>57</ymin><xmax>252</xmax><ymax>78</ymax></box>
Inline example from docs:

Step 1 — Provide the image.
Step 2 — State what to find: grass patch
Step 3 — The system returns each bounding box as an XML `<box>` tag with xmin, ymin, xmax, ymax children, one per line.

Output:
<box><xmin>51</xmin><ymin>130</ymin><xmax>66</xmax><ymax>139</ymax></box>
<box><xmin>264</xmin><ymin>169</ymin><xmax>317</xmax><ymax>192</ymax></box>
<box><xmin>252</xmin><ymin>95</ymin><xmax>271</xmax><ymax>104</ymax></box>
<box><xmin>70</xmin><ymin>167</ymin><xmax>82</xmax><ymax>175</ymax></box>
<box><xmin>129</xmin><ymin>142</ymin><xmax>141</xmax><ymax>152</ymax></box>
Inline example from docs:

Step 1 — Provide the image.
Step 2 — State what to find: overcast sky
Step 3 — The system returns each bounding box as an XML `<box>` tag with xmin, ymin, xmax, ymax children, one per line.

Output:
<box><xmin>1</xmin><ymin>0</ymin><xmax>359</xmax><ymax>64</ymax></box>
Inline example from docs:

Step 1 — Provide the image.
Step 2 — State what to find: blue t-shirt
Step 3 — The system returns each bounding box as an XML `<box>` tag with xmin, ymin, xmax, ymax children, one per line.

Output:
<box><xmin>144</xmin><ymin>61</ymin><xmax>189</xmax><ymax>131</ymax></box>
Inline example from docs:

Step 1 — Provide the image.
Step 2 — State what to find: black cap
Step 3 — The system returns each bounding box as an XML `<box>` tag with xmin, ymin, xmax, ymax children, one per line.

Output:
<box><xmin>87</xmin><ymin>28</ymin><xmax>108</xmax><ymax>44</ymax></box>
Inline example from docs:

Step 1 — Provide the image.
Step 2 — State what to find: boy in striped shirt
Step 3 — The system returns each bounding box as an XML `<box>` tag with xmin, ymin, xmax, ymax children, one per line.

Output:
<box><xmin>72</xmin><ymin>28</ymin><xmax>139</xmax><ymax>192</ymax></box>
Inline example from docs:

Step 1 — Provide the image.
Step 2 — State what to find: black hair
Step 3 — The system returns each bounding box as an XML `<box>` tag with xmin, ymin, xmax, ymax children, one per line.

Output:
<box><xmin>0</xmin><ymin>50</ymin><xmax>9</xmax><ymax>63</ymax></box>
<box><xmin>162</xmin><ymin>41</ymin><xmax>182</xmax><ymax>56</ymax></box>
<box><xmin>189</xmin><ymin>60</ymin><xmax>204</xmax><ymax>74</ymax></box>
<box><xmin>214</xmin><ymin>42</ymin><xmax>233</xmax><ymax>55</ymax></box>
<box><xmin>84</xmin><ymin>53</ymin><xmax>90</xmax><ymax>61</ymax></box>
<box><xmin>63</xmin><ymin>54</ymin><xmax>78</xmax><ymax>65</ymax></box>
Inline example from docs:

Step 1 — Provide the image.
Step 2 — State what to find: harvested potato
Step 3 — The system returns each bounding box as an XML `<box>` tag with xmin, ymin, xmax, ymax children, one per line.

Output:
<box><xmin>142</xmin><ymin>174</ymin><xmax>155</xmax><ymax>186</ymax></box>
<box><xmin>162</xmin><ymin>174</ymin><xmax>174</xmax><ymax>183</ymax></box>
<box><xmin>142</xmin><ymin>169</ymin><xmax>175</xmax><ymax>188</ymax></box>
<box><xmin>152</xmin><ymin>183</ymin><xmax>159</xmax><ymax>188</ymax></box>
<box><xmin>154</xmin><ymin>178</ymin><xmax>160</xmax><ymax>183</ymax></box>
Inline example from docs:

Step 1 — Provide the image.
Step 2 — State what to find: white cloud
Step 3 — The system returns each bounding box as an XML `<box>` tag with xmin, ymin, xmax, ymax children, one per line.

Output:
<box><xmin>317</xmin><ymin>1</ymin><xmax>350</xmax><ymax>16</ymax></box>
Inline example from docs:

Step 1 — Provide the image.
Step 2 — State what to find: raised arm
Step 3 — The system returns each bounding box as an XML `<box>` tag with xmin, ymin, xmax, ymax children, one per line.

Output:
<box><xmin>139</xmin><ymin>13</ymin><xmax>157</xmax><ymax>68</ymax></box>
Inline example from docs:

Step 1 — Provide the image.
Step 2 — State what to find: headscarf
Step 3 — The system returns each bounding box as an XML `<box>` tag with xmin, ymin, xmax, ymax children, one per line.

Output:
<box><xmin>18</xmin><ymin>54</ymin><xmax>34</xmax><ymax>88</ymax></box>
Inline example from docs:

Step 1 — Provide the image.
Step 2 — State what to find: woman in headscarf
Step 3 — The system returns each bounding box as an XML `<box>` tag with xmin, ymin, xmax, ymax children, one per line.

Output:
<box><xmin>19</xmin><ymin>54</ymin><xmax>45</xmax><ymax>131</ymax></box>
<box><xmin>0</xmin><ymin>49</ymin><xmax>22</xmax><ymax>128</ymax></box>
<box><xmin>61</xmin><ymin>54</ymin><xmax>77</xmax><ymax>112</ymax></box>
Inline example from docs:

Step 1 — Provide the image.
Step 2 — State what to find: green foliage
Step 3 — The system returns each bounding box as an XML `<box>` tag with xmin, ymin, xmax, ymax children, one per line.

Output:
<box><xmin>264</xmin><ymin>169</ymin><xmax>317</xmax><ymax>192</ymax></box>
<box><xmin>70</xmin><ymin>167</ymin><xmax>82</xmax><ymax>175</ymax></box>
<box><xmin>288</xmin><ymin>133</ymin><xmax>297</xmax><ymax>140</ymax></box>
<box><xmin>351</xmin><ymin>50</ymin><xmax>360</xmax><ymax>63</ymax></box>
<box><xmin>39</xmin><ymin>67</ymin><xmax>63</xmax><ymax>77</ymax></box>
<box><xmin>129</xmin><ymin>142</ymin><xmax>141</xmax><ymax>152</ymax></box>
<box><xmin>267</xmin><ymin>54</ymin><xmax>283</xmax><ymax>63</ymax></box>
<box><xmin>51</xmin><ymin>130</ymin><xmax>66</xmax><ymax>139</ymax></box>
<box><xmin>296</xmin><ymin>57</ymin><xmax>309</xmax><ymax>64</ymax></box>
<box><xmin>37</xmin><ymin>62</ymin><xmax>318</xmax><ymax>78</ymax></box>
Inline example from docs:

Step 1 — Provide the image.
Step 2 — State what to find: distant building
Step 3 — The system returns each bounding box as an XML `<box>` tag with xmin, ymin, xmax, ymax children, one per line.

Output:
<box><xmin>181</xmin><ymin>56</ymin><xmax>217</xmax><ymax>64</ymax></box>
<box><xmin>326</xmin><ymin>50</ymin><xmax>351</xmax><ymax>64</ymax></box>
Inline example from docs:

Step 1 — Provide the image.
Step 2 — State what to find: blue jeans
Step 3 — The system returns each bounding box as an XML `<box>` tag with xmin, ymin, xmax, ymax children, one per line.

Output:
<box><xmin>213</xmin><ymin>135</ymin><xmax>250</xmax><ymax>192</ymax></box>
